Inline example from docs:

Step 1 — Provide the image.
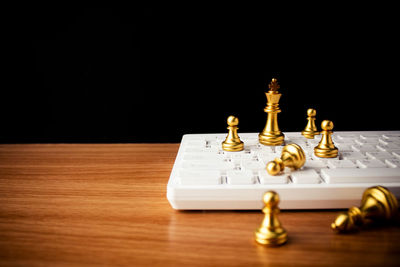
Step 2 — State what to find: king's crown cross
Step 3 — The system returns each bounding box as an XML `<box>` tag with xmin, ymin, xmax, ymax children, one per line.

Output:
<box><xmin>268</xmin><ymin>78</ymin><xmax>280</xmax><ymax>92</ymax></box>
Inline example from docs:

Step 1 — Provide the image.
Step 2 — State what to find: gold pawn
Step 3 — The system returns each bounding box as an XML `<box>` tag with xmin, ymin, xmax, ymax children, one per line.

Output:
<box><xmin>259</xmin><ymin>78</ymin><xmax>285</xmax><ymax>146</ymax></box>
<box><xmin>222</xmin><ymin>115</ymin><xmax>244</xmax><ymax>152</ymax></box>
<box><xmin>255</xmin><ymin>191</ymin><xmax>288</xmax><ymax>246</ymax></box>
<box><xmin>266</xmin><ymin>144</ymin><xmax>306</xmax><ymax>175</ymax></box>
<box><xmin>301</xmin><ymin>108</ymin><xmax>320</xmax><ymax>139</ymax></box>
<box><xmin>331</xmin><ymin>186</ymin><xmax>399</xmax><ymax>233</ymax></box>
<box><xmin>314</xmin><ymin>120</ymin><xmax>338</xmax><ymax>158</ymax></box>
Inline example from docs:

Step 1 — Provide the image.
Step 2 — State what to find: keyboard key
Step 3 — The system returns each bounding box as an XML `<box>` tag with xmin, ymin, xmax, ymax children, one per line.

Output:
<box><xmin>338</xmin><ymin>134</ymin><xmax>357</xmax><ymax>139</ymax></box>
<box><xmin>383</xmin><ymin>133</ymin><xmax>400</xmax><ymax>139</ymax></box>
<box><xmin>230</xmin><ymin>153</ymin><xmax>254</xmax><ymax>163</ymax></box>
<box><xmin>181</xmin><ymin>161</ymin><xmax>234</xmax><ymax>170</ymax></box>
<box><xmin>379</xmin><ymin>143</ymin><xmax>400</xmax><ymax>151</ymax></box>
<box><xmin>356</xmin><ymin>159</ymin><xmax>387</xmax><ymax>168</ymax></box>
<box><xmin>337</xmin><ymin>136</ymin><xmax>357</xmax><ymax>144</ymax></box>
<box><xmin>183</xmin><ymin>153</ymin><xmax>226</xmax><ymax>161</ymax></box>
<box><xmin>291</xmin><ymin>169</ymin><xmax>320</xmax><ymax>184</ymax></box>
<box><xmin>378</xmin><ymin>138</ymin><xmax>388</xmax><ymax>145</ymax></box>
<box><xmin>365</xmin><ymin>151</ymin><xmax>395</xmax><ymax>160</ymax></box>
<box><xmin>321</xmin><ymin>168</ymin><xmax>400</xmax><ymax>183</ymax></box>
<box><xmin>244</xmin><ymin>139</ymin><xmax>259</xmax><ymax>146</ymax></box>
<box><xmin>340</xmin><ymin>151</ymin><xmax>367</xmax><ymax>160</ymax></box>
<box><xmin>393</xmin><ymin>151</ymin><xmax>400</xmax><ymax>159</ymax></box>
<box><xmin>303</xmin><ymin>160</ymin><xmax>328</xmax><ymax>171</ymax></box>
<box><xmin>260</xmin><ymin>146</ymin><xmax>274</xmax><ymax>153</ymax></box>
<box><xmin>378</xmin><ymin>138</ymin><xmax>400</xmax><ymax>146</ymax></box>
<box><xmin>335</xmin><ymin>144</ymin><xmax>354</xmax><ymax>152</ymax></box>
<box><xmin>244</xmin><ymin>145</ymin><xmax>261</xmax><ymax>153</ymax></box>
<box><xmin>307</xmin><ymin>139</ymin><xmax>320</xmax><ymax>146</ymax></box>
<box><xmin>258</xmin><ymin>171</ymin><xmax>289</xmax><ymax>184</ymax></box>
<box><xmin>185</xmin><ymin>147</ymin><xmax>203</xmax><ymax>153</ymax></box>
<box><xmin>241</xmin><ymin>160</ymin><xmax>265</xmax><ymax>171</ymax></box>
<box><xmin>207</xmin><ymin>145</ymin><xmax>224</xmax><ymax>152</ymax></box>
<box><xmin>286</xmin><ymin>140</ymin><xmax>307</xmax><ymax>147</ymax></box>
<box><xmin>376</xmin><ymin>145</ymin><xmax>388</xmax><ymax>152</ymax></box>
<box><xmin>327</xmin><ymin>159</ymin><xmax>357</xmax><ymax>168</ymax></box>
<box><xmin>385</xmin><ymin>159</ymin><xmax>400</xmax><ymax>168</ymax></box>
<box><xmin>227</xmin><ymin>170</ymin><xmax>255</xmax><ymax>185</ymax></box>
<box><xmin>356</xmin><ymin>137</ymin><xmax>380</xmax><ymax>144</ymax></box>
<box><xmin>351</xmin><ymin>144</ymin><xmax>379</xmax><ymax>152</ymax></box>
<box><xmin>257</xmin><ymin>152</ymin><xmax>279</xmax><ymax>164</ymax></box>
<box><xmin>273</xmin><ymin>146</ymin><xmax>285</xmax><ymax>154</ymax></box>
<box><xmin>179</xmin><ymin>170</ymin><xmax>221</xmax><ymax>185</ymax></box>
<box><xmin>186</xmin><ymin>140</ymin><xmax>206</xmax><ymax>147</ymax></box>
<box><xmin>360</xmin><ymin>134</ymin><xmax>381</xmax><ymax>139</ymax></box>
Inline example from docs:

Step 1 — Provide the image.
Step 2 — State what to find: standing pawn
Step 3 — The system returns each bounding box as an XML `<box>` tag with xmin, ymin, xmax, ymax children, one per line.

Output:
<box><xmin>254</xmin><ymin>191</ymin><xmax>288</xmax><ymax>246</ymax></box>
<box><xmin>222</xmin><ymin>116</ymin><xmax>244</xmax><ymax>152</ymax></box>
<box><xmin>314</xmin><ymin>120</ymin><xmax>338</xmax><ymax>158</ymax></box>
<box><xmin>301</xmin><ymin>108</ymin><xmax>319</xmax><ymax>139</ymax></box>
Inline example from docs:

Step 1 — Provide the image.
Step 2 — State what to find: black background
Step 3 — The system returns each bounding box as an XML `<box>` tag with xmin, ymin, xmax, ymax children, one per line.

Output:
<box><xmin>2</xmin><ymin>5</ymin><xmax>399</xmax><ymax>143</ymax></box>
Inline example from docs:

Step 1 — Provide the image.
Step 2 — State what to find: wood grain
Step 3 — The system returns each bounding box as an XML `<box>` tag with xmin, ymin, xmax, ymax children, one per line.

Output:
<box><xmin>0</xmin><ymin>144</ymin><xmax>399</xmax><ymax>266</ymax></box>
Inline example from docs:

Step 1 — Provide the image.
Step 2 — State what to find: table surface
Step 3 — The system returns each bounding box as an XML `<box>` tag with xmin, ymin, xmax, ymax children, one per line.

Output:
<box><xmin>0</xmin><ymin>144</ymin><xmax>399</xmax><ymax>267</ymax></box>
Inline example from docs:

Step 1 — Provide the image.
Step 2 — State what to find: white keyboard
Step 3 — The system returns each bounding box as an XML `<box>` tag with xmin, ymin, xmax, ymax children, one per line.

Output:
<box><xmin>167</xmin><ymin>131</ymin><xmax>400</xmax><ymax>210</ymax></box>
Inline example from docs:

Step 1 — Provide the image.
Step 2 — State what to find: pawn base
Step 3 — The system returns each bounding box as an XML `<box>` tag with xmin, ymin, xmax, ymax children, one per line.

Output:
<box><xmin>314</xmin><ymin>147</ymin><xmax>338</xmax><ymax>158</ymax></box>
<box><xmin>258</xmin><ymin>132</ymin><xmax>285</xmax><ymax>146</ymax></box>
<box><xmin>301</xmin><ymin>130</ymin><xmax>319</xmax><ymax>139</ymax></box>
<box><xmin>222</xmin><ymin>141</ymin><xmax>244</xmax><ymax>152</ymax></box>
<box><xmin>254</xmin><ymin>228</ymin><xmax>288</xmax><ymax>246</ymax></box>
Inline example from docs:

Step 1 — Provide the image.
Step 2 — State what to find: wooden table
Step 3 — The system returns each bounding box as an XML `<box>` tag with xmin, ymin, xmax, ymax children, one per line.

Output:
<box><xmin>0</xmin><ymin>144</ymin><xmax>399</xmax><ymax>266</ymax></box>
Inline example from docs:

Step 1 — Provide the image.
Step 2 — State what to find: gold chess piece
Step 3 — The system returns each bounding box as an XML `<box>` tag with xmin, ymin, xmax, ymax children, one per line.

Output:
<box><xmin>301</xmin><ymin>108</ymin><xmax>319</xmax><ymax>139</ymax></box>
<box><xmin>331</xmin><ymin>186</ymin><xmax>399</xmax><ymax>233</ymax></box>
<box><xmin>314</xmin><ymin>120</ymin><xmax>338</xmax><ymax>158</ymax></box>
<box><xmin>259</xmin><ymin>78</ymin><xmax>285</xmax><ymax>146</ymax></box>
<box><xmin>222</xmin><ymin>115</ymin><xmax>244</xmax><ymax>152</ymax></box>
<box><xmin>266</xmin><ymin>144</ymin><xmax>306</xmax><ymax>175</ymax></box>
<box><xmin>255</xmin><ymin>191</ymin><xmax>288</xmax><ymax>246</ymax></box>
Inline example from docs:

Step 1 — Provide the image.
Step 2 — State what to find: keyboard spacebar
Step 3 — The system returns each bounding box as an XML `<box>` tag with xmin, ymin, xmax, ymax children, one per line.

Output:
<box><xmin>321</xmin><ymin>168</ymin><xmax>400</xmax><ymax>184</ymax></box>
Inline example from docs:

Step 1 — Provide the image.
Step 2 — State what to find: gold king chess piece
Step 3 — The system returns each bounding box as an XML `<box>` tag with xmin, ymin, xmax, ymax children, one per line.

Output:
<box><xmin>331</xmin><ymin>186</ymin><xmax>399</xmax><ymax>233</ymax></box>
<box><xmin>222</xmin><ymin>115</ymin><xmax>244</xmax><ymax>152</ymax></box>
<box><xmin>255</xmin><ymin>191</ymin><xmax>288</xmax><ymax>246</ymax></box>
<box><xmin>266</xmin><ymin>144</ymin><xmax>306</xmax><ymax>175</ymax></box>
<box><xmin>301</xmin><ymin>108</ymin><xmax>319</xmax><ymax>139</ymax></box>
<box><xmin>314</xmin><ymin>120</ymin><xmax>338</xmax><ymax>158</ymax></box>
<box><xmin>259</xmin><ymin>78</ymin><xmax>285</xmax><ymax>146</ymax></box>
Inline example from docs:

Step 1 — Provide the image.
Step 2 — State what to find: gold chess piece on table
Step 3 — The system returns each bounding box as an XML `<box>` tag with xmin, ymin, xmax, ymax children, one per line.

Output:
<box><xmin>259</xmin><ymin>78</ymin><xmax>285</xmax><ymax>146</ymax></box>
<box><xmin>331</xmin><ymin>186</ymin><xmax>399</xmax><ymax>233</ymax></box>
<box><xmin>314</xmin><ymin>120</ymin><xmax>338</xmax><ymax>158</ymax></box>
<box><xmin>255</xmin><ymin>191</ymin><xmax>288</xmax><ymax>246</ymax></box>
<box><xmin>301</xmin><ymin>108</ymin><xmax>319</xmax><ymax>139</ymax></box>
<box><xmin>266</xmin><ymin>144</ymin><xmax>306</xmax><ymax>175</ymax></box>
<box><xmin>222</xmin><ymin>115</ymin><xmax>244</xmax><ymax>152</ymax></box>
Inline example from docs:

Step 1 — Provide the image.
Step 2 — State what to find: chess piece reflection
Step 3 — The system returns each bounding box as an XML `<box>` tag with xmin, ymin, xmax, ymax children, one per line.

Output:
<box><xmin>314</xmin><ymin>120</ymin><xmax>338</xmax><ymax>158</ymax></box>
<box><xmin>259</xmin><ymin>78</ymin><xmax>285</xmax><ymax>146</ymax></box>
<box><xmin>255</xmin><ymin>191</ymin><xmax>288</xmax><ymax>246</ymax></box>
<box><xmin>222</xmin><ymin>115</ymin><xmax>244</xmax><ymax>152</ymax></box>
<box><xmin>301</xmin><ymin>108</ymin><xmax>319</xmax><ymax>139</ymax></box>
<box><xmin>266</xmin><ymin>144</ymin><xmax>306</xmax><ymax>175</ymax></box>
<box><xmin>331</xmin><ymin>186</ymin><xmax>399</xmax><ymax>233</ymax></box>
